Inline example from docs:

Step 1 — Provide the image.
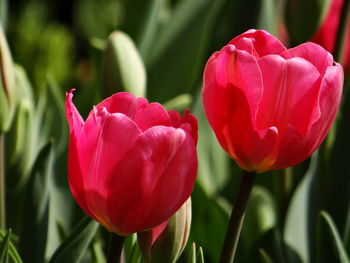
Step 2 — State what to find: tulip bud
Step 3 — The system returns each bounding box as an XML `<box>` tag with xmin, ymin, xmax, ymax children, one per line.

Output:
<box><xmin>0</xmin><ymin>23</ymin><xmax>15</xmax><ymax>132</ymax></box>
<box><xmin>6</xmin><ymin>66</ymin><xmax>36</xmax><ymax>187</ymax></box>
<box><xmin>138</xmin><ymin>198</ymin><xmax>192</xmax><ymax>263</ymax></box>
<box><xmin>102</xmin><ymin>31</ymin><xmax>146</xmax><ymax>98</ymax></box>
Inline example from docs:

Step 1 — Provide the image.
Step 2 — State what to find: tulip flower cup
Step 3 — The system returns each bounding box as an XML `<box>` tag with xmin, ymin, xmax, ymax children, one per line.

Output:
<box><xmin>65</xmin><ymin>90</ymin><xmax>198</xmax><ymax>262</ymax></box>
<box><xmin>202</xmin><ymin>29</ymin><xmax>344</xmax><ymax>263</ymax></box>
<box><xmin>203</xmin><ymin>29</ymin><xmax>343</xmax><ymax>173</ymax></box>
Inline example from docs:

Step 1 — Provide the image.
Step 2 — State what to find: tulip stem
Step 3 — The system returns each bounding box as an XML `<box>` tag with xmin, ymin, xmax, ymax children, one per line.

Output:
<box><xmin>219</xmin><ymin>170</ymin><xmax>257</xmax><ymax>263</ymax></box>
<box><xmin>0</xmin><ymin>134</ymin><xmax>5</xmax><ymax>229</ymax></box>
<box><xmin>276</xmin><ymin>168</ymin><xmax>293</xmax><ymax>229</ymax></box>
<box><xmin>107</xmin><ymin>233</ymin><xmax>125</xmax><ymax>263</ymax></box>
<box><xmin>334</xmin><ymin>0</ymin><xmax>350</xmax><ymax>62</ymax></box>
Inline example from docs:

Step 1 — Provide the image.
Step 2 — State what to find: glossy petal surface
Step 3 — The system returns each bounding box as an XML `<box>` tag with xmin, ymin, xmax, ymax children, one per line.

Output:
<box><xmin>202</xmin><ymin>29</ymin><xmax>344</xmax><ymax>172</ymax></box>
<box><xmin>107</xmin><ymin>126</ymin><xmax>197</xmax><ymax>234</ymax></box>
<box><xmin>65</xmin><ymin>91</ymin><xmax>198</xmax><ymax>235</ymax></box>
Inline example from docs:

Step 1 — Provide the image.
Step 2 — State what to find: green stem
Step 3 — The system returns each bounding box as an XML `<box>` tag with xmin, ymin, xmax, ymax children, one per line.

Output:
<box><xmin>333</xmin><ymin>0</ymin><xmax>350</xmax><ymax>62</ymax></box>
<box><xmin>219</xmin><ymin>170</ymin><xmax>257</xmax><ymax>263</ymax></box>
<box><xmin>0</xmin><ymin>134</ymin><xmax>5</xmax><ymax>229</ymax></box>
<box><xmin>107</xmin><ymin>233</ymin><xmax>125</xmax><ymax>263</ymax></box>
<box><xmin>278</xmin><ymin>168</ymin><xmax>293</xmax><ymax>229</ymax></box>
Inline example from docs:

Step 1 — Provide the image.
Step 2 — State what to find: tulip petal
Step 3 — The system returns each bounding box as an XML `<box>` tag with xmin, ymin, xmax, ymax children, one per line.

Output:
<box><xmin>167</xmin><ymin>110</ymin><xmax>181</xmax><ymax>126</ymax></box>
<box><xmin>149</xmin><ymin>221</ymin><xmax>169</xmax><ymax>245</ymax></box>
<box><xmin>65</xmin><ymin>89</ymin><xmax>84</xmax><ymax>135</ymax></box>
<box><xmin>203</xmin><ymin>46</ymin><xmax>263</xmax><ymax>129</ymax></box>
<box><xmin>234</xmin><ymin>37</ymin><xmax>259</xmax><ymax>57</ymax></box>
<box><xmin>229</xmin><ymin>29</ymin><xmax>286</xmax><ymax>57</ymax></box>
<box><xmin>134</xmin><ymin>102</ymin><xmax>171</xmax><ymax>131</ymax></box>
<box><xmin>202</xmin><ymin>52</ymin><xmax>232</xmax><ymax>142</ymax></box>
<box><xmin>257</xmin><ymin>55</ymin><xmax>321</xmax><ymax>136</ymax></box>
<box><xmin>107</xmin><ymin>126</ymin><xmax>197</xmax><ymax>234</ymax></box>
<box><xmin>305</xmin><ymin>63</ymin><xmax>343</xmax><ymax>153</ymax></box>
<box><xmin>77</xmin><ymin>108</ymin><xmax>141</xmax><ymax>231</ymax></box>
<box><xmin>96</xmin><ymin>92</ymin><xmax>171</xmax><ymax>130</ymax></box>
<box><xmin>67</xmin><ymin>134</ymin><xmax>99</xmax><ymax>221</ymax></box>
<box><xmin>66</xmin><ymin>90</ymin><xmax>98</xmax><ymax>221</ymax></box>
<box><xmin>281</xmin><ymin>42</ymin><xmax>333</xmax><ymax>75</ymax></box>
<box><xmin>202</xmin><ymin>51</ymin><xmax>240</xmax><ymax>155</ymax></box>
<box><xmin>168</xmin><ymin>109</ymin><xmax>198</xmax><ymax>143</ymax></box>
<box><xmin>272</xmin><ymin>64</ymin><xmax>343</xmax><ymax>169</ymax></box>
<box><xmin>222</xmin><ymin>86</ymin><xmax>278</xmax><ymax>171</ymax></box>
<box><xmin>95</xmin><ymin>92</ymin><xmax>148</xmax><ymax>119</ymax></box>
<box><xmin>203</xmin><ymin>46</ymin><xmax>278</xmax><ymax>170</ymax></box>
<box><xmin>271</xmin><ymin>124</ymin><xmax>306</xmax><ymax>169</ymax></box>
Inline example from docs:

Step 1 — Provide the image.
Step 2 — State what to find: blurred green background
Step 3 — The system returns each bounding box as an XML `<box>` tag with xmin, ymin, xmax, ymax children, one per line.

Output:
<box><xmin>1</xmin><ymin>0</ymin><xmax>350</xmax><ymax>262</ymax></box>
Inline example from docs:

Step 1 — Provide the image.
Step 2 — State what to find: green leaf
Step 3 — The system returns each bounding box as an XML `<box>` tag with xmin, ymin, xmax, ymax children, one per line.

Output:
<box><xmin>214</xmin><ymin>0</ymin><xmax>278</xmax><ymax>39</ymax></box>
<box><xmin>121</xmin><ymin>0</ymin><xmax>161</xmax><ymax>60</ymax></box>
<box><xmin>0</xmin><ymin>230</ymin><xmax>10</xmax><ymax>263</ymax></box>
<box><xmin>0</xmin><ymin>23</ymin><xmax>16</xmax><ymax>132</ymax></box>
<box><xmin>187</xmin><ymin>243</ymin><xmax>204</xmax><ymax>263</ymax></box>
<box><xmin>49</xmin><ymin>216</ymin><xmax>99</xmax><ymax>263</ymax></box>
<box><xmin>102</xmin><ymin>31</ymin><xmax>146</xmax><ymax>98</ymax></box>
<box><xmin>328</xmin><ymin>80</ymin><xmax>350</xmax><ymax>240</ymax></box>
<box><xmin>89</xmin><ymin>37</ymin><xmax>105</xmax><ymax>51</ymax></box>
<box><xmin>163</xmin><ymin>94</ymin><xmax>192</xmax><ymax>112</ymax></box>
<box><xmin>0</xmin><ymin>231</ymin><xmax>22</xmax><ymax>263</ymax></box>
<box><xmin>0</xmin><ymin>231</ymin><xmax>17</xmax><ymax>243</ymax></box>
<box><xmin>283</xmin><ymin>154</ymin><xmax>319</xmax><ymax>263</ymax></box>
<box><xmin>146</xmin><ymin>0</ymin><xmax>226</xmax><ymax>102</ymax></box>
<box><xmin>74</xmin><ymin>0</ymin><xmax>122</xmax><ymax>39</ymax></box>
<box><xmin>0</xmin><ymin>0</ymin><xmax>7</xmax><ymax>28</ymax></box>
<box><xmin>44</xmin><ymin>75</ymin><xmax>68</xmax><ymax>154</ymax></box>
<box><xmin>124</xmin><ymin>234</ymin><xmax>141</xmax><ymax>263</ymax></box>
<box><xmin>19</xmin><ymin>141</ymin><xmax>53</xmax><ymax>263</ymax></box>
<box><xmin>55</xmin><ymin>220</ymin><xmax>67</xmax><ymax>242</ymax></box>
<box><xmin>39</xmin><ymin>77</ymin><xmax>78</xmax><ymax>259</ymax></box>
<box><xmin>188</xmin><ymin>243</ymin><xmax>196</xmax><ymax>263</ymax></box>
<box><xmin>190</xmin><ymin>184</ymin><xmax>230</xmax><ymax>262</ymax></box>
<box><xmin>92</xmin><ymin>240</ymin><xmax>106</xmax><ymax>263</ymax></box>
<box><xmin>13</xmin><ymin>4</ymin><xmax>74</xmax><ymax>88</ymax></box>
<box><xmin>0</xmin><ymin>83</ymin><xmax>9</xmax><ymax>133</ymax></box>
<box><xmin>0</xmin><ymin>23</ymin><xmax>14</xmax><ymax>101</ymax></box>
<box><xmin>196</xmin><ymin>247</ymin><xmax>204</xmax><ymax>263</ymax></box>
<box><xmin>253</xmin><ymin>228</ymin><xmax>289</xmax><ymax>263</ymax></box>
<box><xmin>257</xmin><ymin>0</ymin><xmax>278</xmax><ymax>34</ymax></box>
<box><xmin>284</xmin><ymin>0</ymin><xmax>331</xmax><ymax>44</ymax></box>
<box><xmin>259</xmin><ymin>248</ymin><xmax>274</xmax><ymax>263</ymax></box>
<box><xmin>242</xmin><ymin>186</ymin><xmax>277</xmax><ymax>250</ymax></box>
<box><xmin>6</xmin><ymin>65</ymin><xmax>38</xmax><ymax>189</ymax></box>
<box><xmin>7</xmin><ymin>103</ymin><xmax>30</xmax><ymax>166</ymax></box>
<box><xmin>316</xmin><ymin>211</ymin><xmax>350</xmax><ymax>263</ymax></box>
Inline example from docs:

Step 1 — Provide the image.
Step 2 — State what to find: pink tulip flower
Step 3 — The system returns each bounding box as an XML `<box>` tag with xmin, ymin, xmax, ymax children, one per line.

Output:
<box><xmin>203</xmin><ymin>29</ymin><xmax>343</xmax><ymax>173</ymax></box>
<box><xmin>311</xmin><ymin>0</ymin><xmax>350</xmax><ymax>74</ymax></box>
<box><xmin>65</xmin><ymin>90</ymin><xmax>198</xmax><ymax>235</ymax></box>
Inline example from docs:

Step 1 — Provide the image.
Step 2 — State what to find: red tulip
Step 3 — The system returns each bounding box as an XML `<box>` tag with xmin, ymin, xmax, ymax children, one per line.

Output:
<box><xmin>202</xmin><ymin>29</ymin><xmax>343</xmax><ymax>173</ymax></box>
<box><xmin>311</xmin><ymin>0</ymin><xmax>350</xmax><ymax>74</ymax></box>
<box><xmin>65</xmin><ymin>90</ymin><xmax>198</xmax><ymax>235</ymax></box>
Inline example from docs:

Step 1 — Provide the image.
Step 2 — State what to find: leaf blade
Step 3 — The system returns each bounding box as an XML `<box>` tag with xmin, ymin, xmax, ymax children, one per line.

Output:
<box><xmin>48</xmin><ymin>216</ymin><xmax>99</xmax><ymax>263</ymax></box>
